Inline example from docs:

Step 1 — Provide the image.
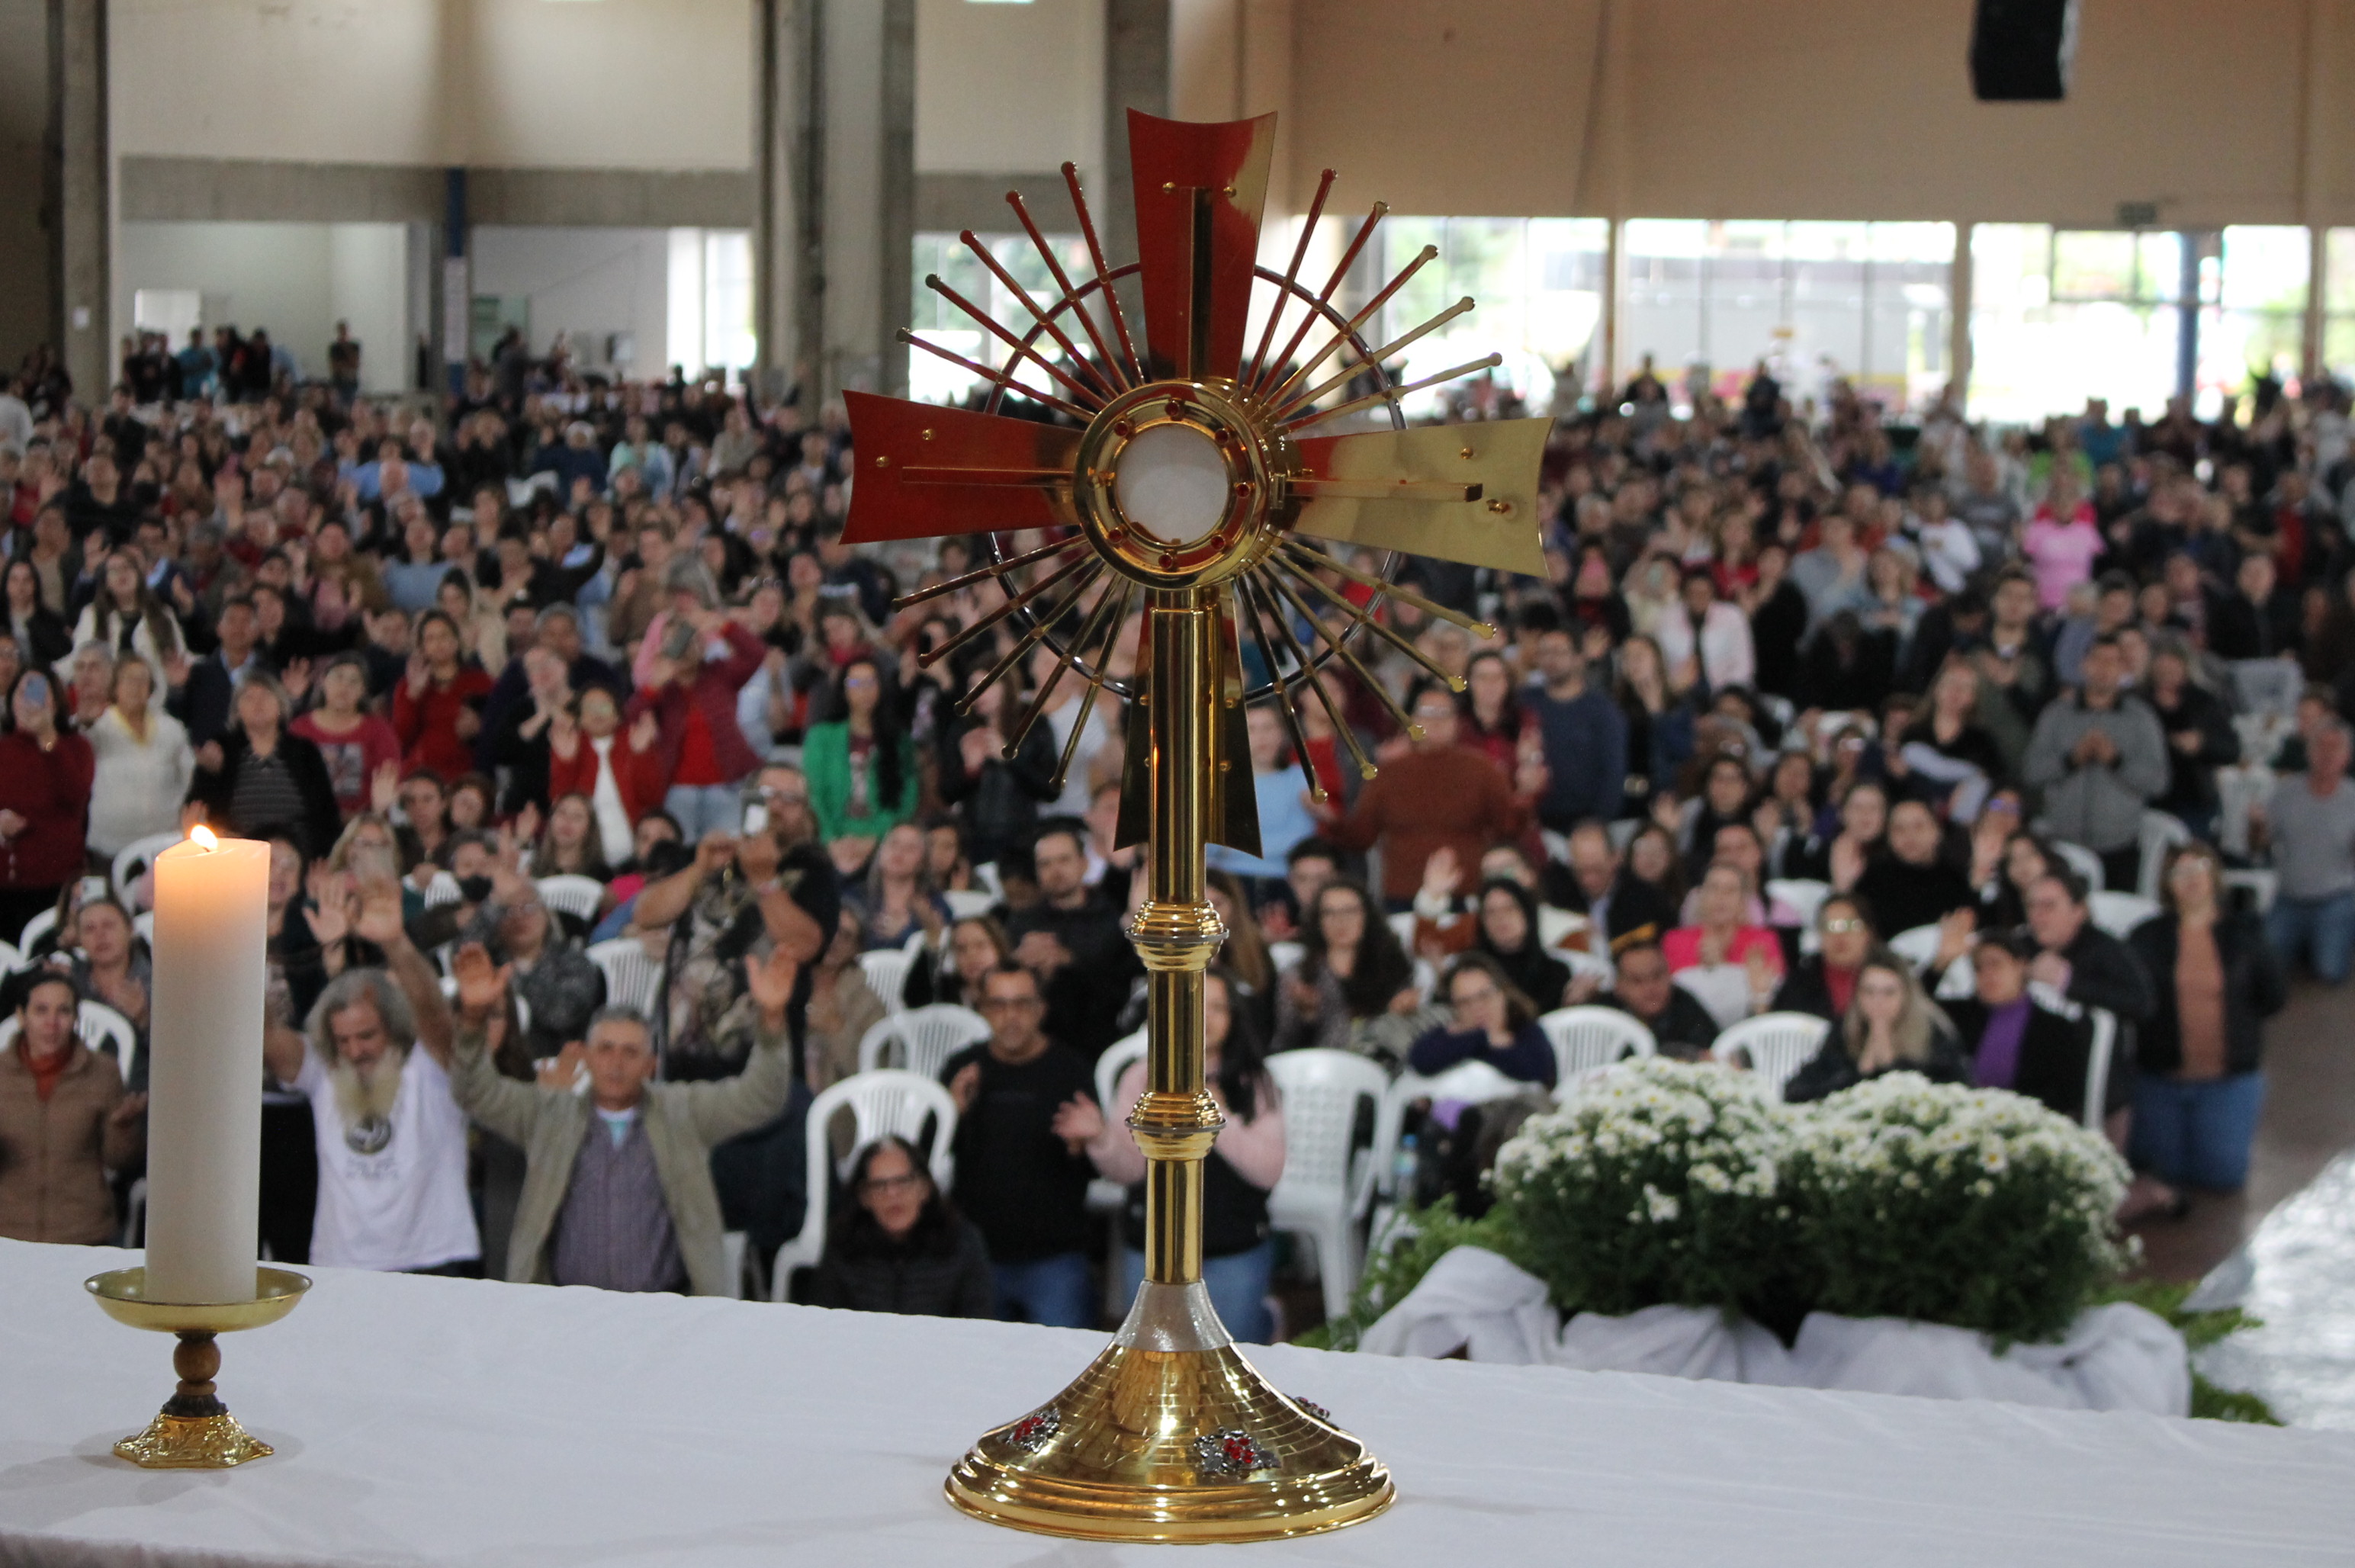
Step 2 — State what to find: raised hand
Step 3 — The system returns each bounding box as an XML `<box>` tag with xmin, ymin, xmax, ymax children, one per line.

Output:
<box><xmin>352</xmin><ymin>876</ymin><xmax>408</xmax><ymax>950</ymax></box>
<box><xmin>628</xmin><ymin>710</ymin><xmax>660</xmax><ymax>753</ymax></box>
<box><xmin>1051</xmin><ymin>1093</ymin><xmax>1104</xmax><ymax>1152</ymax></box>
<box><xmin>369</xmin><ymin>760</ymin><xmax>400</xmax><ymax>814</ymax></box>
<box><xmin>548</xmin><ymin>707</ymin><xmax>580</xmax><ymax>760</ymax></box>
<box><xmin>281</xmin><ymin>657</ymin><xmax>313</xmax><ymax>701</ymax></box>
<box><xmin>745</xmin><ymin>943</ymin><xmax>800</xmax><ymax>1023</ymax></box>
<box><xmin>303</xmin><ymin>872</ymin><xmax>352</xmax><ymax>949</ymax></box>
<box><xmin>451</xmin><ymin>942</ymin><xmax>510</xmax><ymax>1020</ymax></box>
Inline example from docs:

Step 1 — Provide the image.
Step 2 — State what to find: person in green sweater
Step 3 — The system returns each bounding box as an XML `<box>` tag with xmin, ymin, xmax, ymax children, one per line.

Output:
<box><xmin>802</xmin><ymin>657</ymin><xmax>917</xmax><ymax>875</ymax></box>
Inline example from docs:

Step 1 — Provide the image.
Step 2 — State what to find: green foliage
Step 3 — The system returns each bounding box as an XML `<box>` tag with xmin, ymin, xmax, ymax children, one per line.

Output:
<box><xmin>2097</xmin><ymin>1278</ymin><xmax>2283</xmax><ymax>1426</ymax></box>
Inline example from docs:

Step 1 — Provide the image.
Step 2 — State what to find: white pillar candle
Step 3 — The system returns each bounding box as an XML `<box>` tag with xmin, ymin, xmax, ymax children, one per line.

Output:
<box><xmin>143</xmin><ymin>827</ymin><xmax>269</xmax><ymax>1304</ymax></box>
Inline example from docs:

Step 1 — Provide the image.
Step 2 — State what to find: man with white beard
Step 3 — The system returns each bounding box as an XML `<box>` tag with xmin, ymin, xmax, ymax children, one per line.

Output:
<box><xmin>264</xmin><ymin>879</ymin><xmax>478</xmax><ymax>1274</ymax></box>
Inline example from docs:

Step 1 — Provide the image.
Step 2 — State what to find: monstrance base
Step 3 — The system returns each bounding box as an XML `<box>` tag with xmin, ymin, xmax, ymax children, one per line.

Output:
<box><xmin>944</xmin><ymin>1283</ymin><xmax>1393</xmax><ymax>1543</ymax></box>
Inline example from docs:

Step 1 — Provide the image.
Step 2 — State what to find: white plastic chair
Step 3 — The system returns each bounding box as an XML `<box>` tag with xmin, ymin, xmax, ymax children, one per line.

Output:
<box><xmin>2228</xmin><ymin>656</ymin><xmax>2302</xmax><ymax>721</ymax></box>
<box><xmin>972</xmin><ymin>860</ymin><xmax>1004</xmax><ymax>901</ymax></box>
<box><xmin>1365</xmin><ymin>1058</ymin><xmax>1526</xmax><ymax>1251</ymax></box>
<box><xmin>2135</xmin><ymin>811</ymin><xmax>2193</xmax><ymax>901</ymax></box>
<box><xmin>1711</xmin><ymin>1011</ymin><xmax>1831</xmax><ymax>1100</ymax></box>
<box><xmin>1388</xmin><ymin>911</ymin><xmax>1420</xmax><ymax>953</ymax></box>
<box><xmin>1672</xmin><ymin>963</ymin><xmax>1754</xmax><ymax>1030</ymax></box>
<box><xmin>111</xmin><ymin>831</ymin><xmax>182</xmax><ymax>904</ymax></box>
<box><xmin>855</xmin><ymin>947</ymin><xmax>917</xmax><ymax>1014</ymax></box>
<box><xmin>0</xmin><ymin>940</ymin><xmax>21</xmax><ymax>975</ymax></box>
<box><xmin>534</xmin><ymin>874</ymin><xmax>606</xmax><ymax>927</ymax></box>
<box><xmin>2082</xmin><ymin>1007</ymin><xmax>2116</xmax><ymax>1134</ymax></box>
<box><xmin>853</xmin><ymin>1003</ymin><xmax>991</xmax><ymax>1081</ymax></box>
<box><xmin>585</xmin><ymin>936</ymin><xmax>665</xmax><ymax>1017</ymax></box>
<box><xmin>15</xmin><ymin>904</ymin><xmax>57</xmax><ymax>953</ymax></box>
<box><xmin>943</xmin><ymin>888</ymin><xmax>995</xmax><ymax>921</ymax></box>
<box><xmin>1561</xmin><ymin>947</ymin><xmax>1614</xmax><ymax>988</ymax></box>
<box><xmin>771</xmin><ymin>1069</ymin><xmax>959</xmax><ymax>1300</ymax></box>
<box><xmin>1264</xmin><ymin>1048</ymin><xmax>1391</xmax><ymax>1326</ymax></box>
<box><xmin>2089</xmin><ymin>892</ymin><xmax>2161</xmax><ymax>940</ymax></box>
<box><xmin>1267</xmin><ymin>939</ymin><xmax>1305</xmax><ymax>978</ymax></box>
<box><xmin>1886</xmin><ymin>924</ymin><xmax>1945</xmax><ymax>972</ymax></box>
<box><xmin>2223</xmin><ymin>868</ymin><xmax>2279</xmax><ymax>913</ymax></box>
<box><xmin>132</xmin><ymin>912</ymin><xmax>153</xmax><ymax>946</ymax></box>
<box><xmin>1087</xmin><ymin>1030</ymin><xmax>1150</xmax><ymax>1230</ymax></box>
<box><xmin>420</xmin><ymin>870</ymin><xmax>464</xmax><ymax>909</ymax></box>
<box><xmin>1537</xmin><ymin>1006</ymin><xmax>1656</xmax><ymax>1084</ymax></box>
<box><xmin>2048</xmin><ymin>839</ymin><xmax>2106</xmax><ymax>892</ymax></box>
<box><xmin>1766</xmin><ymin>878</ymin><xmax>1832</xmax><ymax>932</ymax></box>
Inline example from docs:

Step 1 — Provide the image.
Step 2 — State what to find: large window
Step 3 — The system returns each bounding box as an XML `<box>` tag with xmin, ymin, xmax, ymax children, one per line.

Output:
<box><xmin>1363</xmin><ymin>217</ymin><xmax>1608</xmax><ymax>416</ymax></box>
<box><xmin>1620</xmin><ymin>220</ymin><xmax>1952</xmax><ymax>414</ymax></box>
<box><xmin>908</xmin><ymin>230</ymin><xmax>1084</xmax><ymax>405</ymax></box>
<box><xmin>2326</xmin><ymin>230</ymin><xmax>2355</xmax><ymax>387</ymax></box>
<box><xmin>1970</xmin><ymin>224</ymin><xmax>2308</xmax><ymax>425</ymax></box>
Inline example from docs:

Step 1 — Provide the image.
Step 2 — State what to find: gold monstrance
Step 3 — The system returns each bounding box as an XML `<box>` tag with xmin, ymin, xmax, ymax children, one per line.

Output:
<box><xmin>843</xmin><ymin>111</ymin><xmax>1550</xmax><ymax>1542</ymax></box>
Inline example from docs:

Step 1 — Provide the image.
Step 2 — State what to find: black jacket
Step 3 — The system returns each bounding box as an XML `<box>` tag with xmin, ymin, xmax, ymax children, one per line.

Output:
<box><xmin>2052</xmin><ymin>922</ymin><xmax>2157</xmax><ymax>1024</ymax></box>
<box><xmin>2145</xmin><ymin>682</ymin><xmax>2240</xmax><ymax>815</ymax></box>
<box><xmin>808</xmin><ymin>1205</ymin><xmax>996</xmax><ymax>1318</ymax></box>
<box><xmin>185</xmin><ymin>727</ymin><xmax>343</xmax><ymax>860</ymax></box>
<box><xmin>1784</xmin><ymin>1027</ymin><xmax>1970</xmax><ymax>1103</ymax></box>
<box><xmin>1605</xmin><ymin>988</ymin><xmax>1721</xmax><ymax>1059</ymax></box>
<box><xmin>1942</xmin><ymin>994</ymin><xmax>2109</xmax><ymax>1122</ymax></box>
<box><xmin>1769</xmin><ymin>955</ymin><xmax>1852</xmax><ymax>1023</ymax></box>
<box><xmin>1852</xmin><ymin>856</ymin><xmax>1976</xmax><ymax>938</ymax></box>
<box><xmin>935</xmin><ymin>714</ymin><xmax>1061</xmax><ymax>869</ymax></box>
<box><xmin>2125</xmin><ymin>912</ymin><xmax>2286</xmax><ymax>1078</ymax></box>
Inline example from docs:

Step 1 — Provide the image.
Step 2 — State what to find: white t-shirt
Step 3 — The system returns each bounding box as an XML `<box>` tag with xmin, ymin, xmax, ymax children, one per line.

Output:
<box><xmin>296</xmin><ymin>1043</ymin><xmax>480</xmax><ymax>1272</ymax></box>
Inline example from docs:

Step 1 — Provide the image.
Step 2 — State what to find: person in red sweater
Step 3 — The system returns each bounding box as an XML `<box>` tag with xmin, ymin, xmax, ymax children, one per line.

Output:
<box><xmin>545</xmin><ymin>685</ymin><xmax>668</xmax><ymax>869</ymax></box>
<box><xmin>392</xmin><ymin>609</ymin><xmax>493</xmax><ymax>783</ymax></box>
<box><xmin>625</xmin><ymin>607</ymin><xmax>766</xmax><ymax>843</ymax></box>
<box><xmin>0</xmin><ymin>668</ymin><xmax>95</xmax><ymax>940</ymax></box>
<box><xmin>291</xmin><ymin>653</ymin><xmax>403</xmax><ymax>818</ymax></box>
<box><xmin>1313</xmin><ymin>684</ymin><xmax>1538</xmax><ymax>908</ymax></box>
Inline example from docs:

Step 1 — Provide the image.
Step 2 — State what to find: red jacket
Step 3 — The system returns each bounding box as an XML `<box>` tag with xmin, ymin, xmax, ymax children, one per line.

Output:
<box><xmin>393</xmin><ymin>666</ymin><xmax>495</xmax><ymax>781</ymax></box>
<box><xmin>546</xmin><ymin>730</ymin><xmax>669</xmax><ymax>825</ymax></box>
<box><xmin>0</xmin><ymin>729</ymin><xmax>94</xmax><ymax>890</ymax></box>
<box><xmin>625</xmin><ymin>622</ymin><xmax>766</xmax><ymax>788</ymax></box>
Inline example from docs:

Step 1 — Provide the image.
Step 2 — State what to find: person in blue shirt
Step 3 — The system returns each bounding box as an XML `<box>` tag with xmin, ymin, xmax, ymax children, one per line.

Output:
<box><xmin>1406</xmin><ymin>952</ymin><xmax>1557</xmax><ymax>1089</ymax></box>
<box><xmin>1522</xmin><ymin>626</ymin><xmax>1627</xmax><ymax>833</ymax></box>
<box><xmin>1206</xmin><ymin>703</ymin><xmax>1316</xmax><ymax>885</ymax></box>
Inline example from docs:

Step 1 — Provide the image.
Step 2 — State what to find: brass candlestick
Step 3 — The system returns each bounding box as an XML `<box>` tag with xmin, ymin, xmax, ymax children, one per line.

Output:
<box><xmin>843</xmin><ymin>109</ymin><xmax>1547</xmax><ymax>1541</ymax></box>
<box><xmin>86</xmin><ymin>1266</ymin><xmax>310</xmax><ymax>1468</ymax></box>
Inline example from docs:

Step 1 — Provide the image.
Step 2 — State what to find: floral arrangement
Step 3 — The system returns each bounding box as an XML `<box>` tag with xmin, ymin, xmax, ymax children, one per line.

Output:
<box><xmin>1490</xmin><ymin>1058</ymin><xmax>1797</xmax><ymax>1319</ymax></box>
<box><xmin>1785</xmin><ymin>1073</ymin><xmax>2132</xmax><ymax>1343</ymax></box>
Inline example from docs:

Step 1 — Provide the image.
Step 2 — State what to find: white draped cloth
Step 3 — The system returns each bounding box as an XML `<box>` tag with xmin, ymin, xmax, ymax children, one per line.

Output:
<box><xmin>3</xmin><ymin>1239</ymin><xmax>2350</xmax><ymax>1567</ymax></box>
<box><xmin>1359</xmin><ymin>1246</ymin><xmax>2191</xmax><ymax>1415</ymax></box>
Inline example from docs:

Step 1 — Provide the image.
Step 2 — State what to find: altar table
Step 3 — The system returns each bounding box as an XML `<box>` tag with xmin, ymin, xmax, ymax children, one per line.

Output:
<box><xmin>2</xmin><ymin>1240</ymin><xmax>2350</xmax><ymax>1566</ymax></box>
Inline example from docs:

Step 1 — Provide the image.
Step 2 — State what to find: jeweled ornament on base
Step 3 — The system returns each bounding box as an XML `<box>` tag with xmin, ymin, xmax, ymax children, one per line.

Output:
<box><xmin>844</xmin><ymin>108</ymin><xmax>1549</xmax><ymax>1541</ymax></box>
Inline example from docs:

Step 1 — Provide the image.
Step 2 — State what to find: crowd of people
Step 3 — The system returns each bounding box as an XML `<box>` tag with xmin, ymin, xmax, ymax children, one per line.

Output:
<box><xmin>0</xmin><ymin>328</ymin><xmax>2348</xmax><ymax>1332</ymax></box>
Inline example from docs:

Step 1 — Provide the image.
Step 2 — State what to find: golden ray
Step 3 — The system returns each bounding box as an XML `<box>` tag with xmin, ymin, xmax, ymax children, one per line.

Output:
<box><xmin>1277</xmin><ymin>538</ymin><xmax>1498</xmax><ymax>638</ymax></box>
<box><xmin>1246</xmin><ymin>202</ymin><xmax>1386</xmax><ymax>400</ymax></box>
<box><xmin>1261</xmin><ymin>567</ymin><xmax>1425</xmax><ymax>741</ymax></box>
<box><xmin>1042</xmin><ymin>580</ymin><xmax>1134</xmax><ymax>786</ymax></box>
<box><xmin>898</xmin><ymin>330</ymin><xmax>1089</xmax><ymax>422</ymax></box>
<box><xmin>919</xmin><ymin>548</ymin><xmax>1096</xmax><ymax>670</ymax></box>
<box><xmin>1007</xmin><ymin>191</ymin><xmax>1132</xmax><ymax>396</ymax></box>
<box><xmin>926</xmin><ymin>274</ymin><xmax>1107</xmax><ymax>410</ymax></box>
<box><xmin>1269</xmin><ymin>297</ymin><xmax>1476</xmax><ymax>423</ymax></box>
<box><xmin>1269</xmin><ymin>551</ymin><xmax>1467</xmax><ymax>692</ymax></box>
<box><xmin>1258</xmin><ymin>243</ymin><xmax>1439</xmax><ymax>413</ymax></box>
<box><xmin>957</xmin><ymin>232</ymin><xmax>1123</xmax><ymax>404</ymax></box>
<box><xmin>955</xmin><ymin>561</ymin><xmax>1105</xmax><ymax>716</ymax></box>
<box><xmin>1284</xmin><ymin>352</ymin><xmax>1503</xmax><ymax>432</ymax></box>
<box><xmin>1240</xmin><ymin>167</ymin><xmax>1336</xmax><ymax>390</ymax></box>
<box><xmin>1244</xmin><ymin>574</ymin><xmax>1377</xmax><ymax>780</ymax></box>
<box><xmin>1062</xmin><ymin>162</ymin><xmax>1143</xmax><ymax>384</ymax></box>
<box><xmin>1235</xmin><ymin>583</ymin><xmax>1325</xmax><ymax>802</ymax></box>
<box><xmin>894</xmin><ymin>532</ymin><xmax>1088</xmax><ymax>611</ymax></box>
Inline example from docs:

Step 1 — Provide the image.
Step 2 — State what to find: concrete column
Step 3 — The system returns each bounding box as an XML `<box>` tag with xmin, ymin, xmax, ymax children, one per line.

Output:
<box><xmin>1101</xmin><ymin>0</ymin><xmax>1171</xmax><ymax>272</ymax></box>
<box><xmin>47</xmin><ymin>0</ymin><xmax>108</xmax><ymax>402</ymax></box>
<box><xmin>1949</xmin><ymin>221</ymin><xmax>1974</xmax><ymax>416</ymax></box>
<box><xmin>755</xmin><ymin>0</ymin><xmax>913</xmax><ymax>409</ymax></box>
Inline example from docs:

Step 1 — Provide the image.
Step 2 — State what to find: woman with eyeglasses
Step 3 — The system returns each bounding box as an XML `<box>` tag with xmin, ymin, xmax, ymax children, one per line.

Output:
<box><xmin>848</xmin><ymin>821</ymin><xmax>949</xmax><ymax>953</ymax></box>
<box><xmin>1271</xmin><ymin>879</ymin><xmax>1428</xmax><ymax>1067</ymax></box>
<box><xmin>1468</xmin><ymin>876</ymin><xmax>1572</xmax><ymax>1014</ymax></box>
<box><xmin>1088</xmin><ymin>967</ymin><xmax>1285</xmax><ymax>1341</ymax></box>
<box><xmin>1785</xmin><ymin>953</ymin><xmax>1967</xmax><ymax>1103</ymax></box>
<box><xmin>1769</xmin><ymin>892</ymin><xmax>1880</xmax><ymax>1023</ymax></box>
<box><xmin>808</xmin><ymin>1134</ymin><xmax>994</xmax><ymax>1318</ymax></box>
<box><xmin>1407</xmin><ymin>952</ymin><xmax>1556</xmax><ymax>1088</ymax></box>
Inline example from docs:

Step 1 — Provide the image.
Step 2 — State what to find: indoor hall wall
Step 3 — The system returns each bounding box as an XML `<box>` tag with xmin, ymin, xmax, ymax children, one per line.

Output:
<box><xmin>1274</xmin><ymin>0</ymin><xmax>2355</xmax><ymax>228</ymax></box>
<box><xmin>468</xmin><ymin>226</ymin><xmax>673</xmax><ymax>378</ymax></box>
<box><xmin>111</xmin><ymin>0</ymin><xmax>753</xmax><ymax>172</ymax></box>
<box><xmin>916</xmin><ymin>0</ymin><xmax>1105</xmax><ymax>189</ymax></box>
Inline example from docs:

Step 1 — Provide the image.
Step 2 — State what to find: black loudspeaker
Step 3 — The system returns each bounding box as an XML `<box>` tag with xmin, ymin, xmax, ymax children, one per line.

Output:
<box><xmin>1969</xmin><ymin>0</ymin><xmax>2078</xmax><ymax>101</ymax></box>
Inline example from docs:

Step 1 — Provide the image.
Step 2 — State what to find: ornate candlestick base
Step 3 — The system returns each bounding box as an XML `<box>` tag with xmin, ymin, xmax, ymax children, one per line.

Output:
<box><xmin>946</xmin><ymin>1282</ymin><xmax>1393</xmax><ymax>1542</ymax></box>
<box><xmin>85</xmin><ymin>1267</ymin><xmax>310</xmax><ymax>1470</ymax></box>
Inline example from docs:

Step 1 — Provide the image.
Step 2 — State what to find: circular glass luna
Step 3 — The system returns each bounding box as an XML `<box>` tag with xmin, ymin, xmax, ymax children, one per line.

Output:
<box><xmin>1111</xmin><ymin>422</ymin><xmax>1232</xmax><ymax>546</ymax></box>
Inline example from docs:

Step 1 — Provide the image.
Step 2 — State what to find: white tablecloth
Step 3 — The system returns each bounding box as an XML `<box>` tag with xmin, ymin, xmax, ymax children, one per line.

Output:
<box><xmin>3</xmin><ymin>1239</ymin><xmax>2351</xmax><ymax>1566</ymax></box>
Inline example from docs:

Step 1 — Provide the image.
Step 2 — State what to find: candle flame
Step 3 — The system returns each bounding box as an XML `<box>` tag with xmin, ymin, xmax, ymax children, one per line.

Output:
<box><xmin>190</xmin><ymin>825</ymin><xmax>219</xmax><ymax>852</ymax></box>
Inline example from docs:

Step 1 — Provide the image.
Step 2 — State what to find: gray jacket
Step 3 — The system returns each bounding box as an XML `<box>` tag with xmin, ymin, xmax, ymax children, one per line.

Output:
<box><xmin>450</xmin><ymin>1020</ymin><xmax>795</xmax><ymax>1296</ymax></box>
<box><xmin>2022</xmin><ymin>692</ymin><xmax>2169</xmax><ymax>853</ymax></box>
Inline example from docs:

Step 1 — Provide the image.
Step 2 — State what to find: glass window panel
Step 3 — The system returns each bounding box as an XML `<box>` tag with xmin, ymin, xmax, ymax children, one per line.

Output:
<box><xmin>2052</xmin><ymin>230</ymin><xmax>2138</xmax><ymax>301</ymax></box>
<box><xmin>2327</xmin><ymin>229</ymin><xmax>2355</xmax><ymax>314</ymax></box>
<box><xmin>2135</xmin><ymin>232</ymin><xmax>2185</xmax><ymax>301</ymax></box>
<box><xmin>2221</xmin><ymin>226</ymin><xmax>2310</xmax><ymax>313</ymax></box>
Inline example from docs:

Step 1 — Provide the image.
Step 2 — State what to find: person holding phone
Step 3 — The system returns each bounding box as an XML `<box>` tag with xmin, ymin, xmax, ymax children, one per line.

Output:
<box><xmin>0</xmin><ymin>667</ymin><xmax>93</xmax><ymax>943</ymax></box>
